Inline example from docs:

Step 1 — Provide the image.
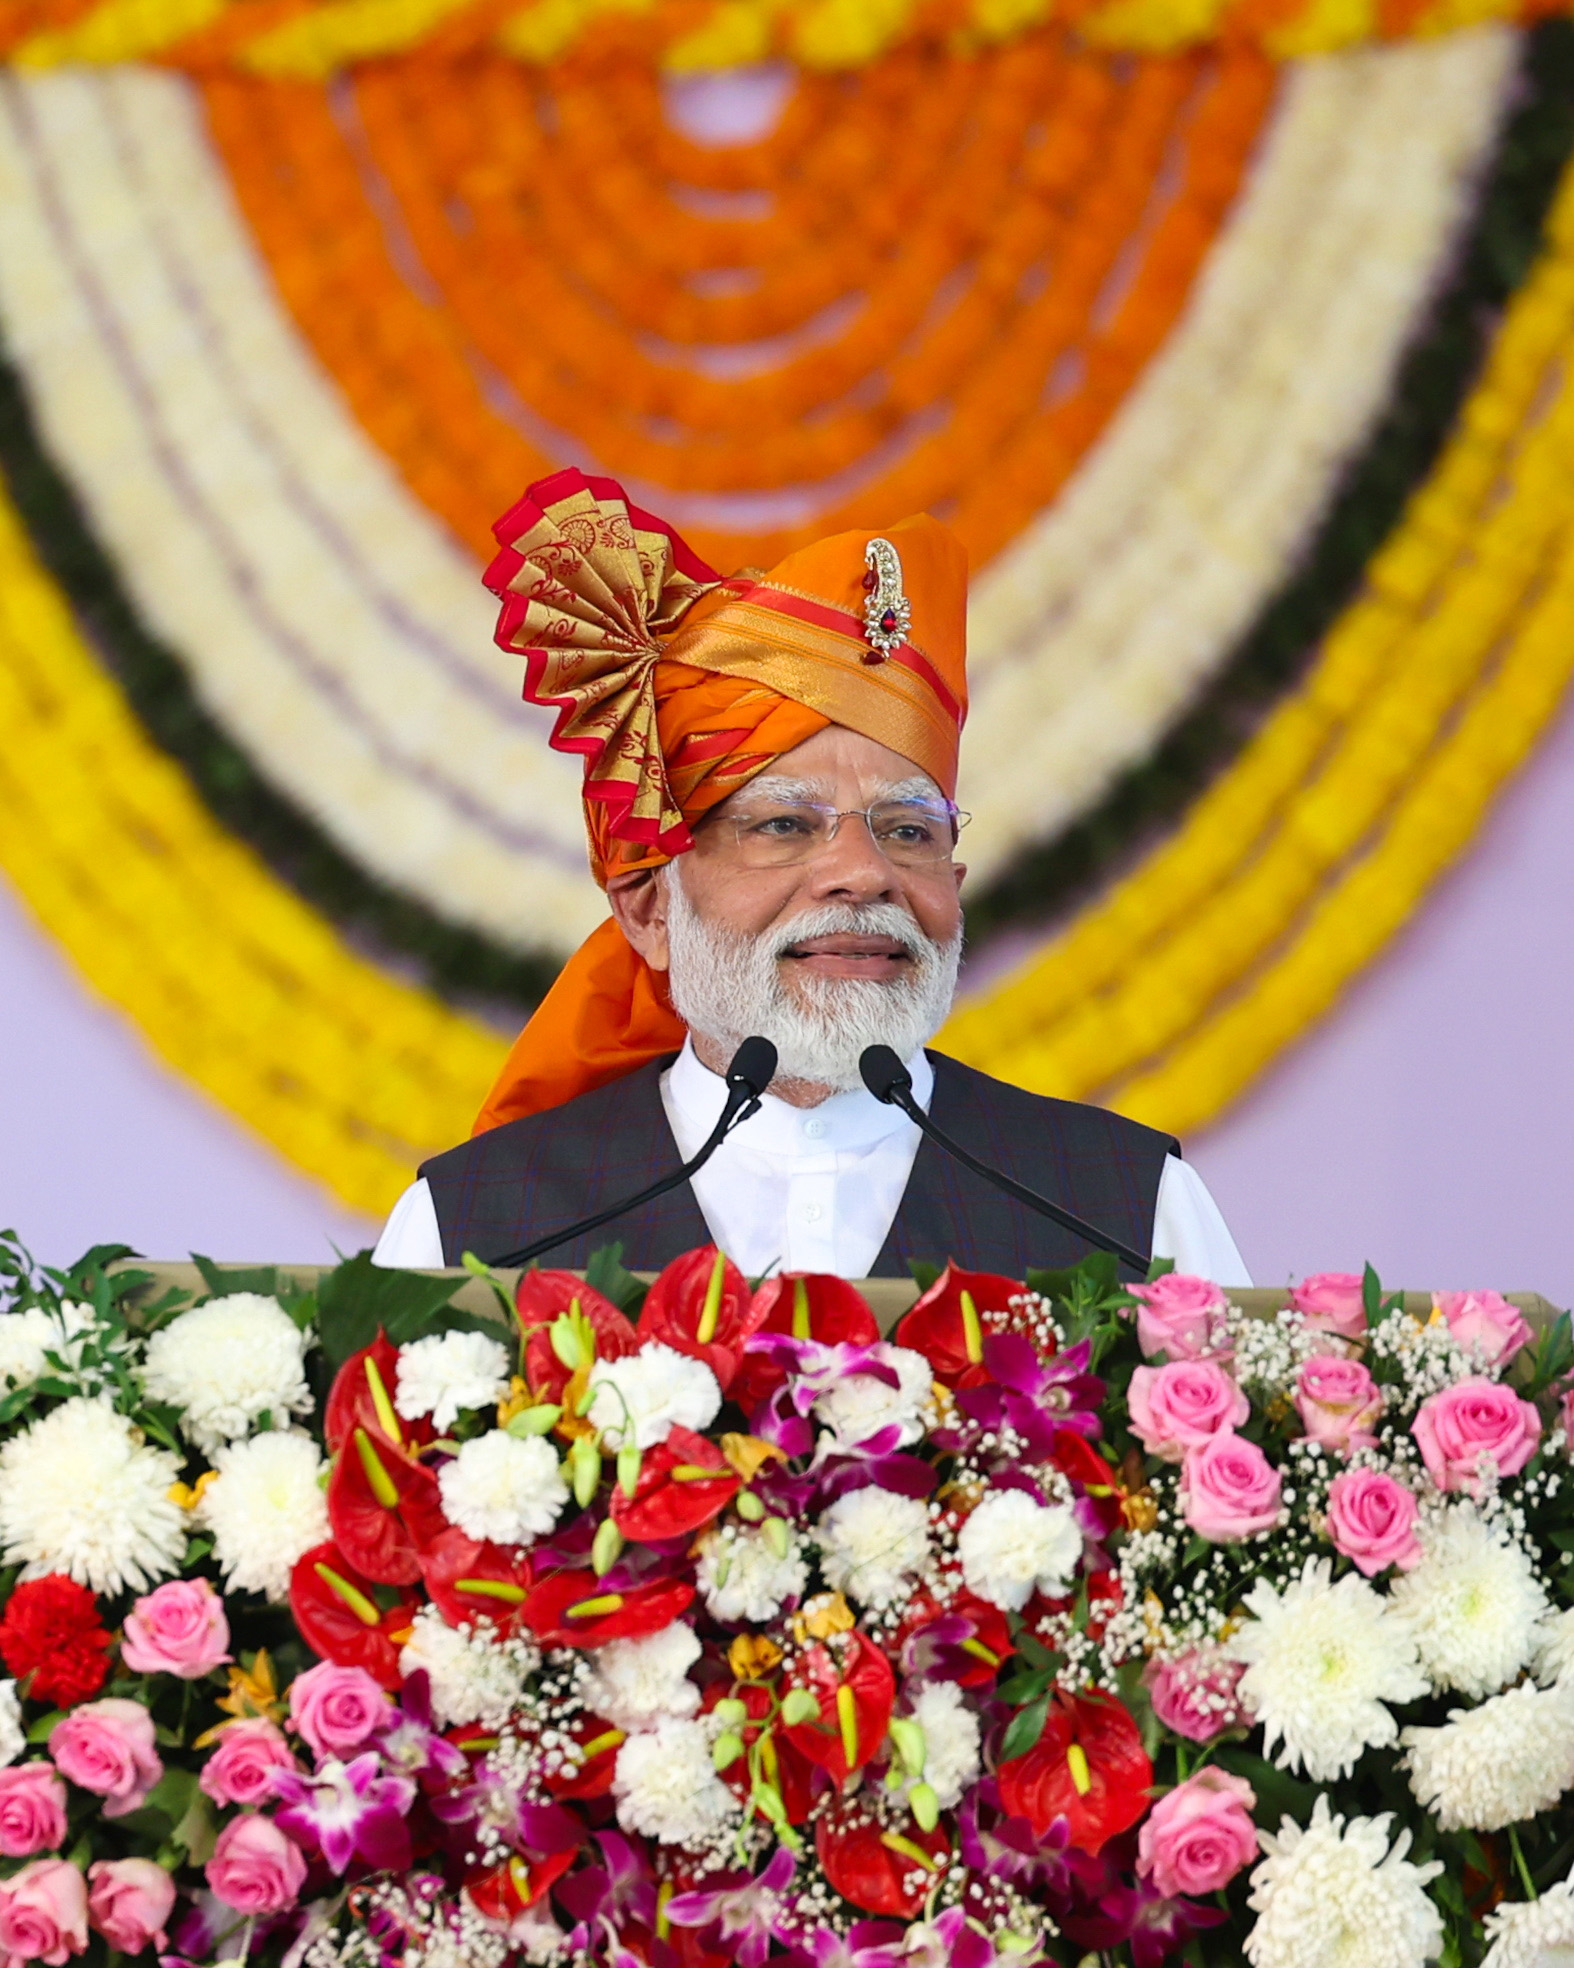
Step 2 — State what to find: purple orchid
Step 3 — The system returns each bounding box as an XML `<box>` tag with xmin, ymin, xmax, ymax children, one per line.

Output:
<box><xmin>898</xmin><ymin>1907</ymin><xmax>997</xmax><ymax>1968</ymax></box>
<box><xmin>431</xmin><ymin>1757</ymin><xmax>581</xmax><ymax>1860</ymax></box>
<box><xmin>665</xmin><ymin>1847</ymin><xmax>797</xmax><ymax>1968</ymax></box>
<box><xmin>379</xmin><ymin>1673</ymin><xmax>468</xmax><ymax>1791</ymax></box>
<box><xmin>1059</xmin><ymin>1879</ymin><xmax>1226</xmax><ymax>1968</ymax></box>
<box><xmin>746</xmin><ymin>1335</ymin><xmax>901</xmax><ymax>1415</ymax></box>
<box><xmin>899</xmin><ymin>1609</ymin><xmax>999</xmax><ymax>1685</ymax></box>
<box><xmin>957</xmin><ymin>1334</ymin><xmax>1103</xmax><ymax>1455</ymax></box>
<box><xmin>958</xmin><ymin>1780</ymin><xmax>1073</xmax><ymax>1893</ymax></box>
<box><xmin>555</xmin><ymin>1832</ymin><xmax>658</xmax><ymax>1955</ymax></box>
<box><xmin>781</xmin><ymin>1919</ymin><xmax>910</xmax><ymax>1968</ymax></box>
<box><xmin>272</xmin><ymin>1753</ymin><xmax>416</xmax><ymax>1875</ymax></box>
<box><xmin>814</xmin><ymin>1444</ymin><xmax>937</xmax><ymax>1507</ymax></box>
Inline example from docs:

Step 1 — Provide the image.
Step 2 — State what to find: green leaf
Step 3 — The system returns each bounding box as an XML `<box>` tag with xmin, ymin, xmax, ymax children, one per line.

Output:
<box><xmin>25</xmin><ymin>1711</ymin><xmax>64</xmax><ymax>1744</ymax></box>
<box><xmin>583</xmin><ymin>1244</ymin><xmax>650</xmax><ymax>1319</ymax></box>
<box><xmin>1362</xmin><ymin>1262</ymin><xmax>1382</xmax><ymax>1329</ymax></box>
<box><xmin>1146</xmin><ymin>1256</ymin><xmax>1177</xmax><ymax>1283</ymax></box>
<box><xmin>1211</xmin><ymin>1748</ymin><xmax>1317</xmax><ymax>1828</ymax></box>
<box><xmin>999</xmin><ymin>1694</ymin><xmax>1050</xmax><ymax>1763</ymax></box>
<box><xmin>314</xmin><ymin>1252</ymin><xmax>463</xmax><ymax>1365</ymax></box>
<box><xmin>997</xmin><ymin>1669</ymin><xmax>1054</xmax><ymax>1707</ymax></box>
<box><xmin>1524</xmin><ymin>1310</ymin><xmax>1574</xmax><ymax>1399</ymax></box>
<box><xmin>191</xmin><ymin>1255</ymin><xmax>281</xmax><ymax>1300</ymax></box>
<box><xmin>905</xmin><ymin>1259</ymin><xmax>941</xmax><ymax>1293</ymax></box>
<box><xmin>172</xmin><ymin>1782</ymin><xmax>218</xmax><ymax>1864</ymax></box>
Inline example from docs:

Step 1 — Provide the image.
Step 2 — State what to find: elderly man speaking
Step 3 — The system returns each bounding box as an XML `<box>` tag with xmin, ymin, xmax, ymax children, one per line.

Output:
<box><xmin>375</xmin><ymin>471</ymin><xmax>1247</xmax><ymax>1285</ymax></box>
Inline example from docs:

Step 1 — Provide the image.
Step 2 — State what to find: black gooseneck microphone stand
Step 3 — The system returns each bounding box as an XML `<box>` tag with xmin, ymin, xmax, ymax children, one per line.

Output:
<box><xmin>485</xmin><ymin>1036</ymin><xmax>779</xmax><ymax>1270</ymax></box>
<box><xmin>858</xmin><ymin>1043</ymin><xmax>1150</xmax><ymax>1276</ymax></box>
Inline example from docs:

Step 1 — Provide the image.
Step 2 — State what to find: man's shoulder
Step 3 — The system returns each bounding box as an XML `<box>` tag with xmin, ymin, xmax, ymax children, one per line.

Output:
<box><xmin>419</xmin><ymin>1057</ymin><xmax>675</xmax><ymax>1183</ymax></box>
<box><xmin>926</xmin><ymin>1051</ymin><xmax>1180</xmax><ymax>1158</ymax></box>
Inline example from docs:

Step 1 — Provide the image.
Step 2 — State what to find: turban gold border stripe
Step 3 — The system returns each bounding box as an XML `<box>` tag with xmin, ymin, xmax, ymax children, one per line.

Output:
<box><xmin>2</xmin><ymin>153</ymin><xmax>1573</xmax><ymax>1217</ymax></box>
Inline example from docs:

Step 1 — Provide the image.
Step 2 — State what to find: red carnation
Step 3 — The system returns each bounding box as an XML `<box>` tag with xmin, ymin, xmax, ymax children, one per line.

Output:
<box><xmin>0</xmin><ymin>1575</ymin><xmax>113</xmax><ymax>1708</ymax></box>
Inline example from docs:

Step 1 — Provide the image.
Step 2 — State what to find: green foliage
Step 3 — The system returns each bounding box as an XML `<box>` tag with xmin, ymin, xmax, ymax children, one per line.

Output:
<box><xmin>583</xmin><ymin>1243</ymin><xmax>650</xmax><ymax>1319</ymax></box>
<box><xmin>314</xmin><ymin>1251</ymin><xmax>492</xmax><ymax>1366</ymax></box>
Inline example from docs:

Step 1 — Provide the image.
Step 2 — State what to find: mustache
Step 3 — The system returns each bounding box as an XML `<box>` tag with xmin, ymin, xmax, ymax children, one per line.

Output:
<box><xmin>763</xmin><ymin>903</ymin><xmax>932</xmax><ymax>964</ymax></box>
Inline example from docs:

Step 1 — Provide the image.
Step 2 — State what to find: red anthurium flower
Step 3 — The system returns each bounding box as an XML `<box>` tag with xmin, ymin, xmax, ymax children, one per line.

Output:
<box><xmin>610</xmin><ymin>1426</ymin><xmax>739</xmax><ymax>1543</ymax></box>
<box><xmin>896</xmin><ymin>1264</ymin><xmax>1023</xmax><ymax>1388</ymax></box>
<box><xmin>420</xmin><ymin>1526</ymin><xmax>534</xmax><ymax>1638</ymax></box>
<box><xmin>1051</xmin><ymin>1429</ymin><xmax>1124</xmax><ymax>1538</ymax></box>
<box><xmin>541</xmin><ymin>1713</ymin><xmax>626</xmax><ymax>1801</ymax></box>
<box><xmin>466</xmin><ymin>1847</ymin><xmax>578</xmax><ymax>1921</ymax></box>
<box><xmin>815</xmin><ymin>1797</ymin><xmax>950</xmax><ymax>1917</ymax></box>
<box><xmin>518</xmin><ymin>1272</ymin><xmax>638</xmax><ymax>1407</ymax></box>
<box><xmin>637</xmin><ymin>1247</ymin><xmax>763</xmax><ymax>1393</ymax></box>
<box><xmin>324</xmin><ymin>1333</ymin><xmax>432</xmax><ymax>1456</ymax></box>
<box><xmin>889</xmin><ymin>1586</ymin><xmax>1014</xmax><ymax>1690</ymax></box>
<box><xmin>289</xmin><ymin>1541</ymin><xmax>417</xmax><ymax>1690</ymax></box>
<box><xmin>997</xmin><ymin>1690</ymin><xmax>1152</xmax><ymax>1852</ymax></box>
<box><xmin>732</xmin><ymin>1274</ymin><xmax>881</xmax><ymax>1412</ymax></box>
<box><xmin>701</xmin><ymin>1683</ymin><xmax>816</xmax><ymax>1825</ymax></box>
<box><xmin>1029</xmin><ymin>1570</ymin><xmax>1124</xmax><ymax>1645</ymax></box>
<box><xmin>524</xmin><ymin>1571</ymin><xmax>696</xmax><ymax>1649</ymax></box>
<box><xmin>328</xmin><ymin>1424</ymin><xmax>449</xmax><ymax>1585</ymax></box>
<box><xmin>780</xmin><ymin>1631</ymin><xmax>895</xmax><ymax>1785</ymax></box>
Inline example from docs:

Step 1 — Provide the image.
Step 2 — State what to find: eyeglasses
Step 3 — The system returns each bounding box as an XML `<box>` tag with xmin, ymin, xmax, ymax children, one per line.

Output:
<box><xmin>716</xmin><ymin>797</ymin><xmax>970</xmax><ymax>868</ymax></box>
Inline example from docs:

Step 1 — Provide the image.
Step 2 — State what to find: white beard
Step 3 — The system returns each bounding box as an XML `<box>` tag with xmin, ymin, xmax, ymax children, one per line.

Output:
<box><xmin>663</xmin><ymin>865</ymin><xmax>962</xmax><ymax>1092</ymax></box>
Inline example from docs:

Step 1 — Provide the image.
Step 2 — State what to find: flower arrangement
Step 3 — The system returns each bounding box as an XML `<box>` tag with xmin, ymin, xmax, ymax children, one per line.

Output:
<box><xmin>0</xmin><ymin>1227</ymin><xmax>1570</xmax><ymax>1968</ymax></box>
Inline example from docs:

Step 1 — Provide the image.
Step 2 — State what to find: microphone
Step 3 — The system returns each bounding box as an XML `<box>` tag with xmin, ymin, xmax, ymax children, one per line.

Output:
<box><xmin>858</xmin><ymin>1044</ymin><xmax>1150</xmax><ymax>1275</ymax></box>
<box><xmin>485</xmin><ymin>1037</ymin><xmax>778</xmax><ymax>1269</ymax></box>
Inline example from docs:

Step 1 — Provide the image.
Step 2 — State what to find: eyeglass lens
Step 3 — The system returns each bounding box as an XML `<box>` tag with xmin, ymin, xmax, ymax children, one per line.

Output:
<box><xmin>728</xmin><ymin>800</ymin><xmax>964</xmax><ymax>866</ymax></box>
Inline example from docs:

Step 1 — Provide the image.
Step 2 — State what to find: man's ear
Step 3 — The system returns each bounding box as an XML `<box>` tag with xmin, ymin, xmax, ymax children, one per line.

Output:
<box><xmin>607</xmin><ymin>867</ymin><xmax>671</xmax><ymax>972</ymax></box>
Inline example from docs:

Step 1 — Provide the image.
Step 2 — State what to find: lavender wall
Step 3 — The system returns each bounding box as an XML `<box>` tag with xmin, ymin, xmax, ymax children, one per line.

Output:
<box><xmin>3</xmin><ymin>685</ymin><xmax>1572</xmax><ymax>1295</ymax></box>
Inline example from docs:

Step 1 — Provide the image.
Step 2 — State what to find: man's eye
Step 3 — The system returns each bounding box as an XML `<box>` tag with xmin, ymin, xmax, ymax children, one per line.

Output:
<box><xmin>748</xmin><ymin>813</ymin><xmax>815</xmax><ymax>837</ymax></box>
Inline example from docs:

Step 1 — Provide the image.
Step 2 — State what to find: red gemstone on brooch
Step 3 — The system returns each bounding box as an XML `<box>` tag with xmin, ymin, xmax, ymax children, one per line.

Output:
<box><xmin>878</xmin><ymin>607</ymin><xmax>899</xmax><ymax>635</ymax></box>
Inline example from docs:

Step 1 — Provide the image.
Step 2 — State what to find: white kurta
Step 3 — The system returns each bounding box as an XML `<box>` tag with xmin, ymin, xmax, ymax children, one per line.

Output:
<box><xmin>374</xmin><ymin>1041</ymin><xmax>1249</xmax><ymax>1284</ymax></box>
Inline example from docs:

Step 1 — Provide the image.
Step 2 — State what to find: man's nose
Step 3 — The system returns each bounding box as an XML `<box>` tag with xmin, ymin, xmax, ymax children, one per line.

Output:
<box><xmin>805</xmin><ymin>812</ymin><xmax>899</xmax><ymax>900</ymax></box>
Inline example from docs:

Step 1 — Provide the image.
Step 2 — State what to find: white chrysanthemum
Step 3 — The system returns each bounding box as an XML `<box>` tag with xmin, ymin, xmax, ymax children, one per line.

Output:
<box><xmin>1535</xmin><ymin>1607</ymin><xmax>1574</xmax><ymax>1688</ymax></box>
<box><xmin>817</xmin><ymin>1488</ymin><xmax>931</xmax><ymax>1609</ymax></box>
<box><xmin>0</xmin><ymin>1682</ymin><xmax>24</xmax><ymax>1769</ymax></box>
<box><xmin>1482</xmin><ymin>1879</ymin><xmax>1574</xmax><ymax>1968</ymax></box>
<box><xmin>1388</xmin><ymin>1507</ymin><xmax>1548</xmax><ymax>1699</ymax></box>
<box><xmin>0</xmin><ymin>1396</ymin><xmax>185</xmax><ymax>1595</ymax></box>
<box><xmin>904</xmin><ymin>1680</ymin><xmax>982</xmax><ymax>1809</ymax></box>
<box><xmin>585</xmin><ymin>1344</ymin><xmax>721</xmax><ymax>1451</ymax></box>
<box><xmin>437</xmin><ymin>1432</ymin><xmax>568</xmax><ymax>1546</ymax></box>
<box><xmin>1402</xmin><ymin>1681</ymin><xmax>1574</xmax><ymax>1831</ymax></box>
<box><xmin>1230</xmin><ymin>1559</ymin><xmax>1427</xmax><ymax>1781</ymax></box>
<box><xmin>695</xmin><ymin>1522</ymin><xmax>808</xmax><ymax>1623</ymax></box>
<box><xmin>399</xmin><ymin>1604</ymin><xmax>538</xmax><ymax>1729</ymax></box>
<box><xmin>1245</xmin><ymin>1795</ymin><xmax>1443</xmax><ymax>1968</ymax></box>
<box><xmin>612</xmin><ymin>1716</ymin><xmax>737</xmax><ymax>1845</ymax></box>
<box><xmin>197</xmin><ymin>1429</ymin><xmax>329</xmax><ymax>1602</ymax></box>
<box><xmin>395</xmin><ymin>1331</ymin><xmax>511</xmax><ymax>1435</ymax></box>
<box><xmin>582</xmin><ymin>1623</ymin><xmax>703</xmax><ymax>1733</ymax></box>
<box><xmin>958</xmin><ymin>1488</ymin><xmax>1081</xmax><ymax>1612</ymax></box>
<box><xmin>815</xmin><ymin>1345</ymin><xmax>934</xmax><ymax>1448</ymax></box>
<box><xmin>140</xmin><ymin>1294</ymin><xmax>313</xmax><ymax>1451</ymax></box>
<box><xmin>0</xmin><ymin>1309</ymin><xmax>60</xmax><ymax>1392</ymax></box>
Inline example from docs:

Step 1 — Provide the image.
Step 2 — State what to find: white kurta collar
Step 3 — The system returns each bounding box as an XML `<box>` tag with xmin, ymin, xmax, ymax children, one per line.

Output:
<box><xmin>662</xmin><ymin>1036</ymin><xmax>934</xmax><ymax>1162</ymax></box>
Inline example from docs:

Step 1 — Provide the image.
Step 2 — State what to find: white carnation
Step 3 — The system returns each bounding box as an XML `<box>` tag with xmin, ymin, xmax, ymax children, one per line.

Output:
<box><xmin>904</xmin><ymin>1680</ymin><xmax>981</xmax><ymax>1809</ymax></box>
<box><xmin>612</xmin><ymin>1716</ymin><xmax>737</xmax><ymax>1845</ymax></box>
<box><xmin>817</xmin><ymin>1488</ymin><xmax>931</xmax><ymax>1609</ymax></box>
<box><xmin>1402</xmin><ymin>1681</ymin><xmax>1574</xmax><ymax>1831</ymax></box>
<box><xmin>958</xmin><ymin>1488</ymin><xmax>1081</xmax><ymax>1612</ymax></box>
<box><xmin>695</xmin><ymin>1522</ymin><xmax>808</xmax><ymax>1624</ymax></box>
<box><xmin>586</xmin><ymin>1344</ymin><xmax>721</xmax><ymax>1451</ymax></box>
<box><xmin>1535</xmin><ymin>1607</ymin><xmax>1574</xmax><ymax>1687</ymax></box>
<box><xmin>0</xmin><ymin>1309</ymin><xmax>61</xmax><ymax>1392</ymax></box>
<box><xmin>141</xmin><ymin>1294</ymin><xmax>313</xmax><ymax>1451</ymax></box>
<box><xmin>396</xmin><ymin>1331</ymin><xmax>511</xmax><ymax>1435</ymax></box>
<box><xmin>1388</xmin><ymin>1506</ymin><xmax>1548</xmax><ymax>1699</ymax></box>
<box><xmin>399</xmin><ymin>1604</ymin><xmax>538</xmax><ymax>1729</ymax></box>
<box><xmin>0</xmin><ymin>1396</ymin><xmax>185</xmax><ymax>1595</ymax></box>
<box><xmin>1245</xmin><ymin>1794</ymin><xmax>1443</xmax><ymax>1968</ymax></box>
<box><xmin>1482</xmin><ymin>1879</ymin><xmax>1574</xmax><ymax>1968</ymax></box>
<box><xmin>438</xmin><ymin>1432</ymin><xmax>567</xmax><ymax>1546</ymax></box>
<box><xmin>582</xmin><ymin>1624</ymin><xmax>702</xmax><ymax>1733</ymax></box>
<box><xmin>198</xmin><ymin>1429</ymin><xmax>330</xmax><ymax>1601</ymax></box>
<box><xmin>814</xmin><ymin>1345</ymin><xmax>934</xmax><ymax>1448</ymax></box>
<box><xmin>1230</xmin><ymin>1559</ymin><xmax>1427</xmax><ymax>1781</ymax></box>
<box><xmin>0</xmin><ymin>1683</ymin><xmax>24</xmax><ymax>1768</ymax></box>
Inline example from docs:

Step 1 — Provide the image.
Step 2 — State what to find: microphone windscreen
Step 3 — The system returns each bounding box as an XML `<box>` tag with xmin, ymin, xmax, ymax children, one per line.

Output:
<box><xmin>726</xmin><ymin>1035</ymin><xmax>778</xmax><ymax>1098</ymax></box>
<box><xmin>859</xmin><ymin>1044</ymin><xmax>912</xmax><ymax>1103</ymax></box>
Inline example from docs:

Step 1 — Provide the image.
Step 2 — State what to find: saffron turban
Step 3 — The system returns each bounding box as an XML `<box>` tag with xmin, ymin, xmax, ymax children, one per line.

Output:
<box><xmin>474</xmin><ymin>469</ymin><xmax>970</xmax><ymax>1133</ymax></box>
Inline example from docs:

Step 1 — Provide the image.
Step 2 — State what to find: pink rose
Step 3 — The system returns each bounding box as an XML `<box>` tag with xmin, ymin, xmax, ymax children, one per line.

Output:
<box><xmin>1413</xmin><ymin>1379</ymin><xmax>1541</xmax><ymax>1495</ymax></box>
<box><xmin>1325</xmin><ymin>1469</ymin><xmax>1422</xmax><ymax>1577</ymax></box>
<box><xmin>1127</xmin><ymin>1276</ymin><xmax>1231</xmax><ymax>1363</ymax></box>
<box><xmin>120</xmin><ymin>1579</ymin><xmax>231</xmax><ymax>1681</ymax></box>
<box><xmin>1562</xmin><ymin>1383</ymin><xmax>1574</xmax><ymax>1454</ymax></box>
<box><xmin>1433</xmin><ymin>1291</ymin><xmax>1533</xmax><ymax>1371</ymax></box>
<box><xmin>1182</xmin><ymin>1431</ymin><xmax>1282</xmax><ymax>1541</ymax></box>
<box><xmin>1143</xmin><ymin>1648</ymin><xmax>1251</xmax><ymax>1743</ymax></box>
<box><xmin>0</xmin><ymin>1859</ymin><xmax>88</xmax><ymax>1965</ymax></box>
<box><xmin>86</xmin><ymin>1860</ymin><xmax>175</xmax><ymax>1955</ymax></box>
<box><xmin>1287</xmin><ymin>1273</ymin><xmax>1367</xmax><ymax>1341</ymax></box>
<box><xmin>48</xmin><ymin>1700</ymin><xmax>162</xmax><ymax>1820</ymax></box>
<box><xmin>1294</xmin><ymin>1356</ymin><xmax>1382</xmax><ymax>1456</ymax></box>
<box><xmin>0</xmin><ymin>1767</ymin><xmax>68</xmax><ymax>1858</ymax></box>
<box><xmin>206</xmin><ymin>1814</ymin><xmax>307</xmax><ymax>1917</ymax></box>
<box><xmin>199</xmin><ymin>1720</ymin><xmax>300</xmax><ymax>1808</ymax></box>
<box><xmin>1137</xmin><ymin>1768</ymin><xmax>1258</xmax><ymax>1898</ymax></box>
<box><xmin>288</xmin><ymin>1662</ymin><xmax>391</xmax><ymax>1763</ymax></box>
<box><xmin>1129</xmin><ymin>1361</ymin><xmax>1249</xmax><ymax>1463</ymax></box>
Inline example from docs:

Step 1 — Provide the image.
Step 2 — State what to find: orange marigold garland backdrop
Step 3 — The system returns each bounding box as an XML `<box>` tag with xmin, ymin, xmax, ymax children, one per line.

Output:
<box><xmin>200</xmin><ymin>38</ymin><xmax>1272</xmax><ymax>570</ymax></box>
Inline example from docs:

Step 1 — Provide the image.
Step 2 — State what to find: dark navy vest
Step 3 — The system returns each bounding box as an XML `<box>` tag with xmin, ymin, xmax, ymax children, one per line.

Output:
<box><xmin>419</xmin><ymin>1052</ymin><xmax>1178</xmax><ymax>1277</ymax></box>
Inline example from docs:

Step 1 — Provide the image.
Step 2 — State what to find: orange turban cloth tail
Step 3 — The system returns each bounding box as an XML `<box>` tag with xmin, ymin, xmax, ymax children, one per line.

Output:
<box><xmin>473</xmin><ymin>469</ymin><xmax>969</xmax><ymax>1134</ymax></box>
